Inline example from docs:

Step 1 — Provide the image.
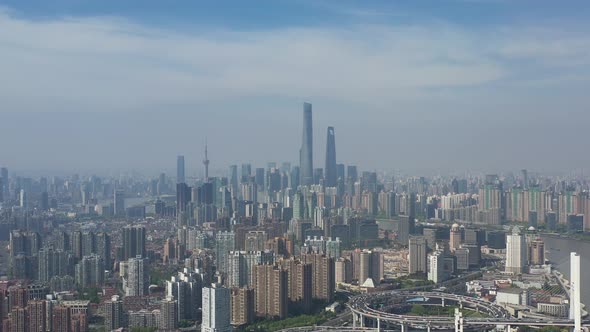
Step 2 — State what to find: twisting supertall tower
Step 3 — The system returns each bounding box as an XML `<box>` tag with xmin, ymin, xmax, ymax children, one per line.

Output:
<box><xmin>324</xmin><ymin>126</ymin><xmax>337</xmax><ymax>187</ymax></box>
<box><xmin>300</xmin><ymin>102</ymin><xmax>313</xmax><ymax>186</ymax></box>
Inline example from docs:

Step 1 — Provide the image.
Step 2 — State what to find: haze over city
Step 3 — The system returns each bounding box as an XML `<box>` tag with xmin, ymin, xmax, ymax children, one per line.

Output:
<box><xmin>1</xmin><ymin>0</ymin><xmax>590</xmax><ymax>174</ymax></box>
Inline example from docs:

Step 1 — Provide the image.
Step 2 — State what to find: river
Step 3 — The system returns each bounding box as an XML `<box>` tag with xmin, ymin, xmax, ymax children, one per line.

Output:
<box><xmin>542</xmin><ymin>235</ymin><xmax>590</xmax><ymax>306</ymax></box>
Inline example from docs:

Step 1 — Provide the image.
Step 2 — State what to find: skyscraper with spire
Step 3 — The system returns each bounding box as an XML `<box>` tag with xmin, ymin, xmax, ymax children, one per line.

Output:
<box><xmin>300</xmin><ymin>102</ymin><xmax>313</xmax><ymax>187</ymax></box>
<box><xmin>324</xmin><ymin>126</ymin><xmax>337</xmax><ymax>187</ymax></box>
<box><xmin>203</xmin><ymin>140</ymin><xmax>210</xmax><ymax>182</ymax></box>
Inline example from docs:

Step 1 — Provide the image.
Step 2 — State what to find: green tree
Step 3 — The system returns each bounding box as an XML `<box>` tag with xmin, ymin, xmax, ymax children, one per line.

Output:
<box><xmin>410</xmin><ymin>305</ymin><xmax>426</xmax><ymax>316</ymax></box>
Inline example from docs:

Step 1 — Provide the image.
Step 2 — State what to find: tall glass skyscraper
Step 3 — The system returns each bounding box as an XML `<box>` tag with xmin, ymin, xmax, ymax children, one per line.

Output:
<box><xmin>177</xmin><ymin>155</ymin><xmax>185</xmax><ymax>184</ymax></box>
<box><xmin>300</xmin><ymin>102</ymin><xmax>313</xmax><ymax>186</ymax></box>
<box><xmin>324</xmin><ymin>126</ymin><xmax>337</xmax><ymax>187</ymax></box>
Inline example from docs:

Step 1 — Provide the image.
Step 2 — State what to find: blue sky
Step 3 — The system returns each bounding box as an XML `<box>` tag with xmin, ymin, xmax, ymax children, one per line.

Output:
<box><xmin>0</xmin><ymin>0</ymin><xmax>589</xmax><ymax>174</ymax></box>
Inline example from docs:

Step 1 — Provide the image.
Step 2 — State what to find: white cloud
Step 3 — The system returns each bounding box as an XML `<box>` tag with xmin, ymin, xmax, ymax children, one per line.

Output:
<box><xmin>0</xmin><ymin>8</ymin><xmax>589</xmax><ymax>114</ymax></box>
<box><xmin>0</xmin><ymin>9</ymin><xmax>512</xmax><ymax>112</ymax></box>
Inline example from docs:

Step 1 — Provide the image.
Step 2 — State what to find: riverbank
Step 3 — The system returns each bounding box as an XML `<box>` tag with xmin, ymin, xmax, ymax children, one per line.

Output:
<box><xmin>552</xmin><ymin>270</ymin><xmax>587</xmax><ymax>316</ymax></box>
<box><xmin>542</xmin><ymin>235</ymin><xmax>590</xmax><ymax>306</ymax></box>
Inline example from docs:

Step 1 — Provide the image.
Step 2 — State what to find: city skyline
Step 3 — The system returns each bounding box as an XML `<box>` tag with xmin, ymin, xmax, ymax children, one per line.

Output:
<box><xmin>1</xmin><ymin>2</ymin><xmax>589</xmax><ymax>332</ymax></box>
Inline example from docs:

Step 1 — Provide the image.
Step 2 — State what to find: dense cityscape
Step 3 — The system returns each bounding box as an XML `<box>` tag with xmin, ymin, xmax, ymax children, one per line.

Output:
<box><xmin>0</xmin><ymin>102</ymin><xmax>587</xmax><ymax>332</ymax></box>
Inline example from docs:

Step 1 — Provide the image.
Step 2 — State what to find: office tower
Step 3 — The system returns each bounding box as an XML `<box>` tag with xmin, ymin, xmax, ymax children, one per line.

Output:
<box><xmin>408</xmin><ymin>236</ymin><xmax>427</xmax><ymax>275</ymax></box>
<box><xmin>177</xmin><ymin>155</ymin><xmax>185</xmax><ymax>183</ymax></box>
<box><xmin>27</xmin><ymin>300</ymin><xmax>47</xmax><ymax>332</ymax></box>
<box><xmin>19</xmin><ymin>189</ymin><xmax>27</xmax><ymax>208</ymax></box>
<box><xmin>505</xmin><ymin>226</ymin><xmax>527</xmax><ymax>274</ymax></box>
<box><xmin>487</xmin><ymin>230</ymin><xmax>506</xmax><ymax>249</ymax></box>
<box><xmin>397</xmin><ymin>215</ymin><xmax>411</xmax><ymax>245</ymax></box>
<box><xmin>123</xmin><ymin>225</ymin><xmax>146</xmax><ymax>259</ymax></box>
<box><xmin>570</xmin><ymin>252</ymin><xmax>581</xmax><ymax>332</ymax></box>
<box><xmin>429</xmin><ymin>250</ymin><xmax>446</xmax><ymax>283</ymax></box>
<box><xmin>336</xmin><ymin>163</ymin><xmax>345</xmax><ymax>181</ymax></box>
<box><xmin>160</xmin><ymin>296</ymin><xmax>178</xmax><ymax>331</ymax></box>
<box><xmin>529</xmin><ymin>238</ymin><xmax>545</xmax><ymax>265</ymax></box>
<box><xmin>202</xmin><ymin>283</ymin><xmax>232</xmax><ymax>332</ymax></box>
<box><xmin>461</xmin><ymin>243</ymin><xmax>481</xmax><ymax>267</ymax></box>
<box><xmin>40</xmin><ymin>191</ymin><xmax>49</xmax><ymax>210</ymax></box>
<box><xmin>241</xmin><ymin>164</ymin><xmax>251</xmax><ymax>183</ymax></box>
<box><xmin>231</xmin><ymin>287</ymin><xmax>255</xmax><ymax>326</ymax></box>
<box><xmin>380</xmin><ymin>191</ymin><xmax>396</xmax><ymax>218</ymax></box>
<box><xmin>301</xmin><ymin>253</ymin><xmax>335</xmax><ymax>302</ymax></box>
<box><xmin>158</xmin><ymin>172</ymin><xmax>168</xmax><ymax>194</ymax></box>
<box><xmin>255</xmin><ymin>168</ymin><xmax>265</xmax><ymax>189</ymax></box>
<box><xmin>176</xmin><ymin>182</ymin><xmax>192</xmax><ymax>227</ymax></box>
<box><xmin>279</xmin><ymin>258</ymin><xmax>312</xmax><ymax>314</ymax></box>
<box><xmin>75</xmin><ymin>254</ymin><xmax>105</xmax><ymax>288</ymax></box>
<box><xmin>104</xmin><ymin>295</ymin><xmax>124</xmax><ymax>331</ymax></box>
<box><xmin>126</xmin><ymin>256</ymin><xmax>148</xmax><ymax>296</ymax></box>
<box><xmin>521</xmin><ymin>169</ymin><xmax>529</xmax><ymax>189</ymax></box>
<box><xmin>289</xmin><ymin>166</ymin><xmax>300</xmax><ymax>189</ymax></box>
<box><xmin>300</xmin><ymin>102</ymin><xmax>313</xmax><ymax>186</ymax></box>
<box><xmin>358</xmin><ymin>251</ymin><xmax>370</xmax><ymax>285</ymax></box>
<box><xmin>114</xmin><ymin>189</ymin><xmax>125</xmax><ymax>216</ymax></box>
<box><xmin>313</xmin><ymin>168</ymin><xmax>323</xmax><ymax>185</ymax></box>
<box><xmin>254</xmin><ymin>264</ymin><xmax>288</xmax><ymax>319</ymax></box>
<box><xmin>463</xmin><ymin>227</ymin><xmax>485</xmax><ymax>246</ymax></box>
<box><xmin>454</xmin><ymin>247</ymin><xmax>469</xmax><ymax>271</ymax></box>
<box><xmin>229</xmin><ymin>165</ymin><xmax>238</xmax><ymax>195</ymax></box>
<box><xmin>215</xmin><ymin>231</ymin><xmax>236</xmax><ymax>274</ymax></box>
<box><xmin>449</xmin><ymin>223</ymin><xmax>461</xmax><ymax>252</ymax></box>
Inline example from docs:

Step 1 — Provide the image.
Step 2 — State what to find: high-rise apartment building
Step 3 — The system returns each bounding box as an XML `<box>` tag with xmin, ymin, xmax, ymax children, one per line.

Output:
<box><xmin>215</xmin><ymin>231</ymin><xmax>236</xmax><ymax>274</ymax></box>
<box><xmin>230</xmin><ymin>287</ymin><xmax>255</xmax><ymax>327</ymax></box>
<box><xmin>27</xmin><ymin>300</ymin><xmax>47</xmax><ymax>332</ymax></box>
<box><xmin>160</xmin><ymin>296</ymin><xmax>178</xmax><ymax>331</ymax></box>
<box><xmin>166</xmin><ymin>268</ymin><xmax>203</xmax><ymax>321</ymax></box>
<box><xmin>125</xmin><ymin>256</ymin><xmax>148</xmax><ymax>296</ymax></box>
<box><xmin>301</xmin><ymin>253</ymin><xmax>335</xmax><ymax>302</ymax></box>
<box><xmin>227</xmin><ymin>250</ymin><xmax>274</xmax><ymax>288</ymax></box>
<box><xmin>202</xmin><ymin>283</ymin><xmax>232</xmax><ymax>332</ymax></box>
<box><xmin>279</xmin><ymin>258</ymin><xmax>312</xmax><ymax>314</ymax></box>
<box><xmin>104</xmin><ymin>295</ymin><xmax>124</xmax><ymax>331</ymax></box>
<box><xmin>254</xmin><ymin>264</ymin><xmax>288</xmax><ymax>319</ymax></box>
<box><xmin>75</xmin><ymin>254</ymin><xmax>105</xmax><ymax>288</ymax></box>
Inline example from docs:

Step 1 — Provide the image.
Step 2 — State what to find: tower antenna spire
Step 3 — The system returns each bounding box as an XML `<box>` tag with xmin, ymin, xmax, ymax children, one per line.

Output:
<box><xmin>203</xmin><ymin>138</ymin><xmax>210</xmax><ymax>182</ymax></box>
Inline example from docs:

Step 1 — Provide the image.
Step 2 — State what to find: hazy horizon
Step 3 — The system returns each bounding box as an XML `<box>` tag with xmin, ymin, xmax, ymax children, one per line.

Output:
<box><xmin>1</xmin><ymin>1</ymin><xmax>589</xmax><ymax>175</ymax></box>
